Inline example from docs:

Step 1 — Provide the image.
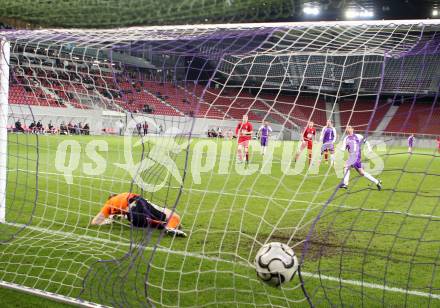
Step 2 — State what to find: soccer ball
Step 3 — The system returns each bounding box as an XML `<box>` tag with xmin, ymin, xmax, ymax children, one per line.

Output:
<box><xmin>254</xmin><ymin>242</ymin><xmax>299</xmax><ymax>287</ymax></box>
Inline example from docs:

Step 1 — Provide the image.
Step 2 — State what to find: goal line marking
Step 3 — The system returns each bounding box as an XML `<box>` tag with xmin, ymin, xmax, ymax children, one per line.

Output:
<box><xmin>3</xmin><ymin>222</ymin><xmax>440</xmax><ymax>301</ymax></box>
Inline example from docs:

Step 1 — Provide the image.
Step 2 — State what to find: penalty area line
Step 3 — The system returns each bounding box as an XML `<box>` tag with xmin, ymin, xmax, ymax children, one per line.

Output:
<box><xmin>3</xmin><ymin>222</ymin><xmax>440</xmax><ymax>301</ymax></box>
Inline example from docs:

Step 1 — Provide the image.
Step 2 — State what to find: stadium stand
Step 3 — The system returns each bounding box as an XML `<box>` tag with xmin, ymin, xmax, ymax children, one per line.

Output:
<box><xmin>8</xmin><ymin>64</ymin><xmax>438</xmax><ymax>136</ymax></box>
<box><xmin>116</xmin><ymin>79</ymin><xmax>181</xmax><ymax>116</ymax></box>
<box><xmin>386</xmin><ymin>102</ymin><xmax>440</xmax><ymax>134</ymax></box>
<box><xmin>9</xmin><ymin>84</ymin><xmax>61</xmax><ymax>107</ymax></box>
<box><xmin>259</xmin><ymin>94</ymin><xmax>327</xmax><ymax>127</ymax></box>
<box><xmin>339</xmin><ymin>99</ymin><xmax>391</xmax><ymax>131</ymax></box>
<box><xmin>202</xmin><ymin>88</ymin><xmax>264</xmax><ymax>121</ymax></box>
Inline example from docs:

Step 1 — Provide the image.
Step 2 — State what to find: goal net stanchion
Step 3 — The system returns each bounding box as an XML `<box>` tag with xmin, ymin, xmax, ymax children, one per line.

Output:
<box><xmin>0</xmin><ymin>40</ymin><xmax>9</xmax><ymax>224</ymax></box>
<box><xmin>0</xmin><ymin>21</ymin><xmax>439</xmax><ymax>307</ymax></box>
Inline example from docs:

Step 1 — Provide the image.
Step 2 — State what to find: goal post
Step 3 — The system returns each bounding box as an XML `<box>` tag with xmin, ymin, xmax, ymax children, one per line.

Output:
<box><xmin>0</xmin><ymin>40</ymin><xmax>9</xmax><ymax>224</ymax></box>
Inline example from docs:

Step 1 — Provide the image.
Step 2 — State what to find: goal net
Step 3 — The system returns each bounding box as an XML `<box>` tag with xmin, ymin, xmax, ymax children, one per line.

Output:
<box><xmin>0</xmin><ymin>20</ymin><xmax>440</xmax><ymax>307</ymax></box>
<box><xmin>0</xmin><ymin>0</ymin><xmax>294</xmax><ymax>28</ymax></box>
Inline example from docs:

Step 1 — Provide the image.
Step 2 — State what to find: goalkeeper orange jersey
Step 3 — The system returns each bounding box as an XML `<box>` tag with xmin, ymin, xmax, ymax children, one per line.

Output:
<box><xmin>100</xmin><ymin>192</ymin><xmax>139</xmax><ymax>218</ymax></box>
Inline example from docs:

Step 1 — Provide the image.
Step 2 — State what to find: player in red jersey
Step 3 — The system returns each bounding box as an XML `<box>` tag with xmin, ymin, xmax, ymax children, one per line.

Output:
<box><xmin>235</xmin><ymin>114</ymin><xmax>253</xmax><ymax>163</ymax></box>
<box><xmin>295</xmin><ymin>121</ymin><xmax>316</xmax><ymax>165</ymax></box>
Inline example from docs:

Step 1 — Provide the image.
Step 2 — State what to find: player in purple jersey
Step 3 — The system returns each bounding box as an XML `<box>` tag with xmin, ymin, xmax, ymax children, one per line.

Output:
<box><xmin>319</xmin><ymin>120</ymin><xmax>337</xmax><ymax>166</ymax></box>
<box><xmin>258</xmin><ymin>121</ymin><xmax>272</xmax><ymax>156</ymax></box>
<box><xmin>407</xmin><ymin>134</ymin><xmax>415</xmax><ymax>154</ymax></box>
<box><xmin>339</xmin><ymin>126</ymin><xmax>382</xmax><ymax>190</ymax></box>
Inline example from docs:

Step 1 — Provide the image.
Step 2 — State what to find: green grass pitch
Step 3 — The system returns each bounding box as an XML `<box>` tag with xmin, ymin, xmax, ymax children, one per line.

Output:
<box><xmin>0</xmin><ymin>133</ymin><xmax>439</xmax><ymax>307</ymax></box>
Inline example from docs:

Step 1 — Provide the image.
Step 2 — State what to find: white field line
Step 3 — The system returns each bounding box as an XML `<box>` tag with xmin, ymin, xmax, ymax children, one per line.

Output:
<box><xmin>9</xmin><ymin>169</ymin><xmax>440</xmax><ymax>221</ymax></box>
<box><xmin>4</xmin><ymin>222</ymin><xmax>440</xmax><ymax>301</ymax></box>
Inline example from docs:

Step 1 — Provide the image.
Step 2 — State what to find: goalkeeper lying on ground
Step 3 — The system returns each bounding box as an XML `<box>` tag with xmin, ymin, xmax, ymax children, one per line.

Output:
<box><xmin>90</xmin><ymin>192</ymin><xmax>186</xmax><ymax>237</ymax></box>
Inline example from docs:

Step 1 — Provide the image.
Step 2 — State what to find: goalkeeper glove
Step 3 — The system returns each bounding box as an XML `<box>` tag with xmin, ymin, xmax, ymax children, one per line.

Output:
<box><xmin>109</xmin><ymin>214</ymin><xmax>125</xmax><ymax>221</ymax></box>
<box><xmin>102</xmin><ymin>218</ymin><xmax>114</xmax><ymax>225</ymax></box>
<box><xmin>165</xmin><ymin>228</ymin><xmax>187</xmax><ymax>237</ymax></box>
